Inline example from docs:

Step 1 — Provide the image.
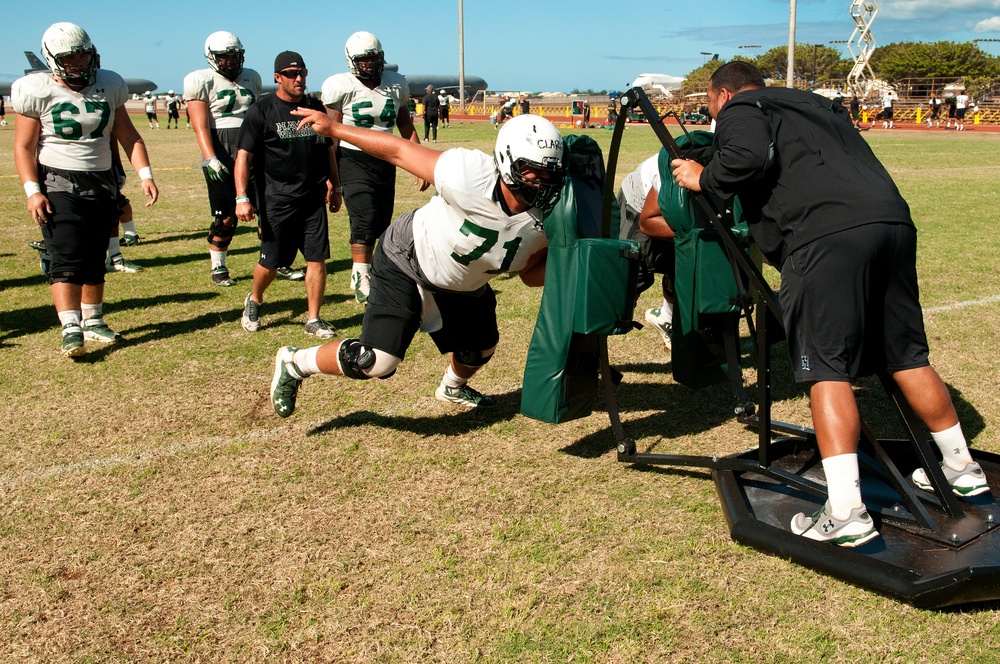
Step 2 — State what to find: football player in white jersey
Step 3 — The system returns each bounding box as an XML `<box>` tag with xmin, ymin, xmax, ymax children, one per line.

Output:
<box><xmin>12</xmin><ymin>22</ymin><xmax>158</xmax><ymax>358</ymax></box>
<box><xmin>321</xmin><ymin>31</ymin><xmax>422</xmax><ymax>305</ymax></box>
<box><xmin>183</xmin><ymin>31</ymin><xmax>263</xmax><ymax>286</ymax></box>
<box><xmin>269</xmin><ymin>112</ymin><xmax>566</xmax><ymax>418</ymax></box>
<box><xmin>143</xmin><ymin>92</ymin><xmax>159</xmax><ymax>129</ymax></box>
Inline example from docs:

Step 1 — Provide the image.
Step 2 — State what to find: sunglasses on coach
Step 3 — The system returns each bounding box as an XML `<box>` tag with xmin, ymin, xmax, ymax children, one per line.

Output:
<box><xmin>278</xmin><ymin>69</ymin><xmax>307</xmax><ymax>79</ymax></box>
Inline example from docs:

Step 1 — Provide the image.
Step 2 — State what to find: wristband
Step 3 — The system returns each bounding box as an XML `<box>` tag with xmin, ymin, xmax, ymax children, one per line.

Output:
<box><xmin>235</xmin><ymin>196</ymin><xmax>251</xmax><ymax>204</ymax></box>
<box><xmin>138</xmin><ymin>167</ymin><xmax>154</xmax><ymax>181</ymax></box>
<box><xmin>334</xmin><ymin>186</ymin><xmax>343</xmax><ymax>193</ymax></box>
<box><xmin>24</xmin><ymin>181</ymin><xmax>42</xmax><ymax>198</ymax></box>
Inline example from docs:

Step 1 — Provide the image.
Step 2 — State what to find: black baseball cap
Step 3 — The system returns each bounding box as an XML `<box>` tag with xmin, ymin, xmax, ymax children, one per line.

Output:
<box><xmin>274</xmin><ymin>51</ymin><xmax>306</xmax><ymax>72</ymax></box>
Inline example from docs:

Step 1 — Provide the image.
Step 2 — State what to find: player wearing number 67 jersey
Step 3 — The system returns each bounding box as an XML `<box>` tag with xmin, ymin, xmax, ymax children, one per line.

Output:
<box><xmin>12</xmin><ymin>22</ymin><xmax>158</xmax><ymax>358</ymax></box>
<box><xmin>269</xmin><ymin>112</ymin><xmax>567</xmax><ymax>418</ymax></box>
<box><xmin>321</xmin><ymin>31</ymin><xmax>422</xmax><ymax>306</ymax></box>
<box><xmin>184</xmin><ymin>31</ymin><xmax>262</xmax><ymax>287</ymax></box>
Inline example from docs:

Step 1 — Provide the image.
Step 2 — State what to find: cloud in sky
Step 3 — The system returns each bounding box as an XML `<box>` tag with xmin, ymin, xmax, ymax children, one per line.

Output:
<box><xmin>974</xmin><ymin>15</ymin><xmax>1000</xmax><ymax>30</ymax></box>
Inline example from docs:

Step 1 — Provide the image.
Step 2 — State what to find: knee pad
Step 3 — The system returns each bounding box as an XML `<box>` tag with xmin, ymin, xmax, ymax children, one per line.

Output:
<box><xmin>454</xmin><ymin>346</ymin><xmax>496</xmax><ymax>368</ymax></box>
<box><xmin>208</xmin><ymin>215</ymin><xmax>236</xmax><ymax>248</ymax></box>
<box><xmin>338</xmin><ymin>339</ymin><xmax>401</xmax><ymax>379</ymax></box>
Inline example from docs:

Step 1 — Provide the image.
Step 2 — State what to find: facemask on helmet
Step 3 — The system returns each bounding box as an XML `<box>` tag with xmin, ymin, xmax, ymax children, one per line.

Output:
<box><xmin>205</xmin><ymin>31</ymin><xmax>245</xmax><ymax>81</ymax></box>
<box><xmin>494</xmin><ymin>115</ymin><xmax>567</xmax><ymax>214</ymax></box>
<box><xmin>42</xmin><ymin>22</ymin><xmax>98</xmax><ymax>88</ymax></box>
<box><xmin>345</xmin><ymin>31</ymin><xmax>384</xmax><ymax>82</ymax></box>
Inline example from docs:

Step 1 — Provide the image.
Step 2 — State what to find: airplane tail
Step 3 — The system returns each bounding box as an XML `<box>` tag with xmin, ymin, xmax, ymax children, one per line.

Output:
<box><xmin>24</xmin><ymin>51</ymin><xmax>48</xmax><ymax>74</ymax></box>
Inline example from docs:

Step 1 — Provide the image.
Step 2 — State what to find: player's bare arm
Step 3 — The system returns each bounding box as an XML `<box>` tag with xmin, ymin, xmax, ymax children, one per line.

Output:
<box><xmin>396</xmin><ymin>105</ymin><xmax>430</xmax><ymax>191</ymax></box>
<box><xmin>12</xmin><ymin>113</ymin><xmax>52</xmax><ymax>225</ymax></box>
<box><xmin>293</xmin><ymin>107</ymin><xmax>440</xmax><ymax>184</ymax></box>
<box><xmin>637</xmin><ymin>184</ymin><xmax>674</xmax><ymax>239</ymax></box>
<box><xmin>233</xmin><ymin>148</ymin><xmax>254</xmax><ymax>222</ymax></box>
<box><xmin>518</xmin><ymin>246</ymin><xmax>548</xmax><ymax>287</ymax></box>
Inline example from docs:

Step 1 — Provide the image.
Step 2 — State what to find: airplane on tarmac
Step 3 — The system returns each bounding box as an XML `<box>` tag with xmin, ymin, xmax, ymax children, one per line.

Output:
<box><xmin>630</xmin><ymin>73</ymin><xmax>685</xmax><ymax>99</ymax></box>
<box><xmin>385</xmin><ymin>63</ymin><xmax>488</xmax><ymax>98</ymax></box>
<box><xmin>0</xmin><ymin>51</ymin><xmax>157</xmax><ymax>97</ymax></box>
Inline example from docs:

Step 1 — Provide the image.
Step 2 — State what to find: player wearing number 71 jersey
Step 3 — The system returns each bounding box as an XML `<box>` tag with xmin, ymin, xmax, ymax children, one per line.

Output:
<box><xmin>184</xmin><ymin>31</ymin><xmax>262</xmax><ymax>287</ymax></box>
<box><xmin>269</xmin><ymin>113</ymin><xmax>567</xmax><ymax>417</ymax></box>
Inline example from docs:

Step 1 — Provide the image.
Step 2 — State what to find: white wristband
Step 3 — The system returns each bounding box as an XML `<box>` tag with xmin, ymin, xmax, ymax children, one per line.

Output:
<box><xmin>24</xmin><ymin>181</ymin><xmax>41</xmax><ymax>198</ymax></box>
<box><xmin>138</xmin><ymin>167</ymin><xmax>154</xmax><ymax>181</ymax></box>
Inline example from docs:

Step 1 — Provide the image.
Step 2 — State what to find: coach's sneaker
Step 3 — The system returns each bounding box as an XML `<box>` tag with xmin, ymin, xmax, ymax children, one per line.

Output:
<box><xmin>106</xmin><ymin>253</ymin><xmax>143</xmax><ymax>273</ymax></box>
<box><xmin>271</xmin><ymin>346</ymin><xmax>305</xmax><ymax>417</ymax></box>
<box><xmin>912</xmin><ymin>461</ymin><xmax>990</xmax><ymax>497</ymax></box>
<box><xmin>61</xmin><ymin>323</ymin><xmax>85</xmax><ymax>358</ymax></box>
<box><xmin>211</xmin><ymin>266</ymin><xmax>235</xmax><ymax>287</ymax></box>
<box><xmin>120</xmin><ymin>233</ymin><xmax>141</xmax><ymax>246</ymax></box>
<box><xmin>645</xmin><ymin>307</ymin><xmax>673</xmax><ymax>349</ymax></box>
<box><xmin>350</xmin><ymin>270</ymin><xmax>370</xmax><ymax>305</ymax></box>
<box><xmin>82</xmin><ymin>317</ymin><xmax>122</xmax><ymax>344</ymax></box>
<box><xmin>790</xmin><ymin>501</ymin><xmax>879</xmax><ymax>548</ymax></box>
<box><xmin>277</xmin><ymin>266</ymin><xmax>305</xmax><ymax>281</ymax></box>
<box><xmin>435</xmin><ymin>382</ymin><xmax>495</xmax><ymax>408</ymax></box>
<box><xmin>304</xmin><ymin>317</ymin><xmax>336</xmax><ymax>339</ymax></box>
<box><xmin>28</xmin><ymin>240</ymin><xmax>47</xmax><ymax>253</ymax></box>
<box><xmin>241</xmin><ymin>293</ymin><xmax>262</xmax><ymax>332</ymax></box>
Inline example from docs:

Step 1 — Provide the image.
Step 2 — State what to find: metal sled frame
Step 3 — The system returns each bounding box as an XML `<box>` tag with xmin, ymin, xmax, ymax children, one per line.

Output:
<box><xmin>601</xmin><ymin>88</ymin><xmax>1000</xmax><ymax>609</ymax></box>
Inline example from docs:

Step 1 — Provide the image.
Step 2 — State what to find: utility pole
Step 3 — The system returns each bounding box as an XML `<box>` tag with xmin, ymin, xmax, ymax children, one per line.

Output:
<box><xmin>458</xmin><ymin>0</ymin><xmax>465</xmax><ymax>110</ymax></box>
<box><xmin>787</xmin><ymin>0</ymin><xmax>796</xmax><ymax>88</ymax></box>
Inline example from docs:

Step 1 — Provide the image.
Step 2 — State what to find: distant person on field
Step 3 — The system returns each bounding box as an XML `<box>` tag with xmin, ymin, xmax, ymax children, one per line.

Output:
<box><xmin>582</xmin><ymin>100</ymin><xmax>591</xmax><ymax>127</ymax></box>
<box><xmin>234</xmin><ymin>51</ymin><xmax>341</xmax><ymax>339</ymax></box>
<box><xmin>955</xmin><ymin>90</ymin><xmax>971</xmax><ymax>131</ymax></box>
<box><xmin>438</xmin><ymin>89</ymin><xmax>450</xmax><ymax>127</ymax></box>
<box><xmin>880</xmin><ymin>90</ymin><xmax>894</xmax><ymax>129</ymax></box>
<box><xmin>0</xmin><ymin>96</ymin><xmax>6</xmax><ymax>126</ymax></box>
<box><xmin>422</xmin><ymin>84</ymin><xmax>440</xmax><ymax>143</ymax></box>
<box><xmin>184</xmin><ymin>30</ymin><xmax>263</xmax><ymax>287</ymax></box>
<box><xmin>927</xmin><ymin>92</ymin><xmax>942</xmax><ymax>128</ymax></box>
<box><xmin>520</xmin><ymin>96</ymin><xmax>530</xmax><ymax>115</ymax></box>
<box><xmin>946</xmin><ymin>97</ymin><xmax>956</xmax><ymax>128</ymax></box>
<box><xmin>165</xmin><ymin>90</ymin><xmax>181</xmax><ymax>129</ymax></box>
<box><xmin>849</xmin><ymin>95</ymin><xmax>861</xmax><ymax>129</ymax></box>
<box><xmin>144</xmin><ymin>92</ymin><xmax>159</xmax><ymax>129</ymax></box>
<box><xmin>671</xmin><ymin>61</ymin><xmax>990</xmax><ymax>548</ymax></box>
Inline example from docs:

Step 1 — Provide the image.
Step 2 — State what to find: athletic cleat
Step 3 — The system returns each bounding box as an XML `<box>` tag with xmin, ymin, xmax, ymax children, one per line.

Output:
<box><xmin>645</xmin><ymin>307</ymin><xmax>673</xmax><ymax>349</ymax></box>
<box><xmin>82</xmin><ymin>317</ymin><xmax>122</xmax><ymax>343</ymax></box>
<box><xmin>271</xmin><ymin>346</ymin><xmax>304</xmax><ymax>418</ymax></box>
<box><xmin>276</xmin><ymin>266</ymin><xmax>305</xmax><ymax>281</ymax></box>
<box><xmin>106</xmin><ymin>253</ymin><xmax>143</xmax><ymax>273</ymax></box>
<box><xmin>350</xmin><ymin>270</ymin><xmax>370</xmax><ymax>305</ymax></box>
<box><xmin>61</xmin><ymin>323</ymin><xmax>85</xmax><ymax>358</ymax></box>
<box><xmin>435</xmin><ymin>382</ymin><xmax>495</xmax><ymax>408</ymax></box>
<box><xmin>241</xmin><ymin>293</ymin><xmax>262</xmax><ymax>332</ymax></box>
<box><xmin>28</xmin><ymin>240</ymin><xmax>47</xmax><ymax>253</ymax></box>
<box><xmin>211</xmin><ymin>266</ymin><xmax>235</xmax><ymax>287</ymax></box>
<box><xmin>304</xmin><ymin>318</ymin><xmax>336</xmax><ymax>338</ymax></box>
<box><xmin>120</xmin><ymin>233</ymin><xmax>141</xmax><ymax>246</ymax></box>
<box><xmin>790</xmin><ymin>501</ymin><xmax>879</xmax><ymax>548</ymax></box>
<box><xmin>912</xmin><ymin>461</ymin><xmax>990</xmax><ymax>497</ymax></box>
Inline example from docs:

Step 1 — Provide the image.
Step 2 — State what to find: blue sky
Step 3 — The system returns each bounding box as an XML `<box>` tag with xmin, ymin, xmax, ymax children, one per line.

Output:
<box><xmin>3</xmin><ymin>0</ymin><xmax>1000</xmax><ymax>94</ymax></box>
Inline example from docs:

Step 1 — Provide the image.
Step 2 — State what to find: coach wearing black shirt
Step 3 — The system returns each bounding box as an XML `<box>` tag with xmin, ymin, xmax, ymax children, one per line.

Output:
<box><xmin>421</xmin><ymin>85</ymin><xmax>440</xmax><ymax>143</ymax></box>
<box><xmin>671</xmin><ymin>61</ymin><xmax>989</xmax><ymax>546</ymax></box>
<box><xmin>235</xmin><ymin>51</ymin><xmax>341</xmax><ymax>338</ymax></box>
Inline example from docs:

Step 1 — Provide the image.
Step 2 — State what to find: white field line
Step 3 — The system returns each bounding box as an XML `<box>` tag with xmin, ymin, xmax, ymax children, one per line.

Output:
<box><xmin>924</xmin><ymin>294</ymin><xmax>1000</xmax><ymax>314</ymax></box>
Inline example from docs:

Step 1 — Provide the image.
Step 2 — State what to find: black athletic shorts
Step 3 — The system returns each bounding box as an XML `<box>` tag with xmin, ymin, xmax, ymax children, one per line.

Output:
<box><xmin>203</xmin><ymin>127</ymin><xmax>241</xmax><ymax>219</ymax></box>
<box><xmin>359</xmin><ymin>244</ymin><xmax>499</xmax><ymax>360</ymax></box>
<box><xmin>41</xmin><ymin>191</ymin><xmax>117</xmax><ymax>285</ymax></box>
<box><xmin>339</xmin><ymin>147</ymin><xmax>397</xmax><ymax>245</ymax></box>
<box><xmin>956</xmin><ymin>107</ymin><xmax>967</xmax><ymax>120</ymax></box>
<box><xmin>257</xmin><ymin>196</ymin><xmax>330</xmax><ymax>269</ymax></box>
<box><xmin>882</xmin><ymin>106</ymin><xmax>894</xmax><ymax>120</ymax></box>
<box><xmin>779</xmin><ymin>222</ymin><xmax>929</xmax><ymax>383</ymax></box>
<box><xmin>145</xmin><ymin>111</ymin><xmax>157</xmax><ymax>120</ymax></box>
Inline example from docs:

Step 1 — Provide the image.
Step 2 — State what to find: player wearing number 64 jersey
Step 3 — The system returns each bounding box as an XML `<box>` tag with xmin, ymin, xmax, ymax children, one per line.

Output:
<box><xmin>321</xmin><ymin>31</ymin><xmax>422</xmax><ymax>306</ymax></box>
<box><xmin>269</xmin><ymin>112</ymin><xmax>567</xmax><ymax>417</ymax></box>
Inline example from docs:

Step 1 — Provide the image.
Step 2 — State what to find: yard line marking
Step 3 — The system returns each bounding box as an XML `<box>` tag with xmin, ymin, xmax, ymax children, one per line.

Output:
<box><xmin>925</xmin><ymin>294</ymin><xmax>1000</xmax><ymax>314</ymax></box>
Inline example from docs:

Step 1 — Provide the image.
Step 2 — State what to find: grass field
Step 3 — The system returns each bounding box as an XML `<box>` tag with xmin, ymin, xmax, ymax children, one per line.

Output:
<box><xmin>2</xmin><ymin>119</ymin><xmax>1000</xmax><ymax>661</ymax></box>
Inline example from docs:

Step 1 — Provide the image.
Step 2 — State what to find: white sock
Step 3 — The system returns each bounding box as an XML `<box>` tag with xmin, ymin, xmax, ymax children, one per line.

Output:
<box><xmin>660</xmin><ymin>299</ymin><xmax>673</xmax><ymax>324</ymax></box>
<box><xmin>352</xmin><ymin>262</ymin><xmax>370</xmax><ymax>276</ymax></box>
<box><xmin>931</xmin><ymin>423</ymin><xmax>974</xmax><ymax>471</ymax></box>
<box><xmin>441</xmin><ymin>365</ymin><xmax>466</xmax><ymax>389</ymax></box>
<box><xmin>292</xmin><ymin>347</ymin><xmax>321</xmax><ymax>377</ymax></box>
<box><xmin>121</xmin><ymin>221</ymin><xmax>137</xmax><ymax>236</ymax></box>
<box><xmin>81</xmin><ymin>302</ymin><xmax>103</xmax><ymax>322</ymax></box>
<box><xmin>58</xmin><ymin>310</ymin><xmax>82</xmax><ymax>328</ymax></box>
<box><xmin>210</xmin><ymin>250</ymin><xmax>227</xmax><ymax>269</ymax></box>
<box><xmin>822</xmin><ymin>453</ymin><xmax>863</xmax><ymax>520</ymax></box>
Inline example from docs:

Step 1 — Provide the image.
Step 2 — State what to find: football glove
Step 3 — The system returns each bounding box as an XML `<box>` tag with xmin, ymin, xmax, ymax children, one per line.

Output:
<box><xmin>202</xmin><ymin>155</ymin><xmax>229</xmax><ymax>181</ymax></box>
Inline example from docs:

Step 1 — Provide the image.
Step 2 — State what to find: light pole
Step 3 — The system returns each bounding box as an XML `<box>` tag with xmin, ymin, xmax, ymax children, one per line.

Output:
<box><xmin>787</xmin><ymin>0</ymin><xmax>796</xmax><ymax>88</ymax></box>
<box><xmin>458</xmin><ymin>0</ymin><xmax>465</xmax><ymax>110</ymax></box>
<box><xmin>700</xmin><ymin>51</ymin><xmax>713</xmax><ymax>64</ymax></box>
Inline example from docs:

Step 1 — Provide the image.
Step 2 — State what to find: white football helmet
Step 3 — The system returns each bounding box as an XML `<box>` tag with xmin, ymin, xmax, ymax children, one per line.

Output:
<box><xmin>41</xmin><ymin>22</ymin><xmax>98</xmax><ymax>87</ymax></box>
<box><xmin>204</xmin><ymin>31</ymin><xmax>244</xmax><ymax>80</ymax></box>
<box><xmin>494</xmin><ymin>115</ymin><xmax>567</xmax><ymax>213</ymax></box>
<box><xmin>345</xmin><ymin>31</ymin><xmax>384</xmax><ymax>81</ymax></box>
